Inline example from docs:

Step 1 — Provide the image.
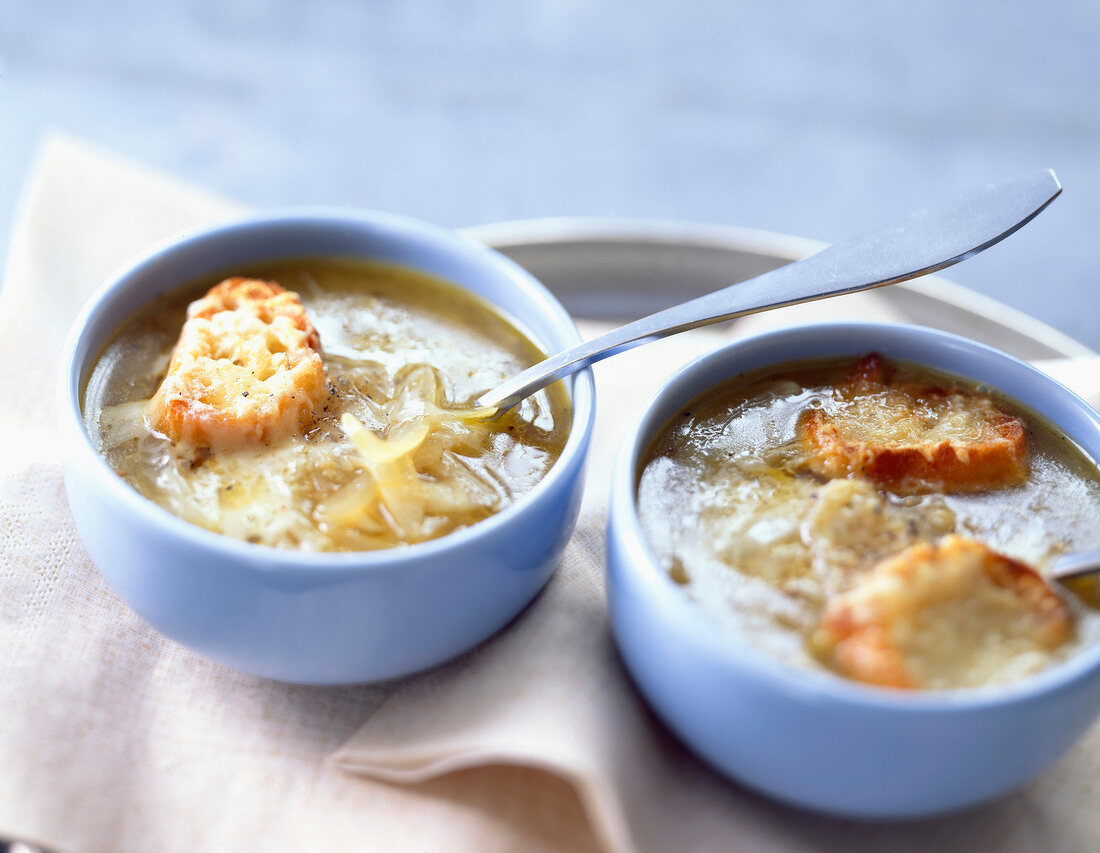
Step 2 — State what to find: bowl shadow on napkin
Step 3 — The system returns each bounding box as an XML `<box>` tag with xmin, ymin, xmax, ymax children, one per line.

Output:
<box><xmin>613</xmin><ymin>670</ymin><xmax>1077</xmax><ymax>853</ymax></box>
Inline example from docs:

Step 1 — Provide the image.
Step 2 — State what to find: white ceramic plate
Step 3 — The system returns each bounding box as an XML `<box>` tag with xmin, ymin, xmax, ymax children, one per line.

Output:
<box><xmin>464</xmin><ymin>218</ymin><xmax>1095</xmax><ymax>361</ymax></box>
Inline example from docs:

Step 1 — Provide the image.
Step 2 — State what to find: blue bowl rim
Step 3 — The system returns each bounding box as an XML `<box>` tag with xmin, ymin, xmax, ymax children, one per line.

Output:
<box><xmin>60</xmin><ymin>206</ymin><xmax>596</xmax><ymax>574</ymax></box>
<box><xmin>610</xmin><ymin>320</ymin><xmax>1100</xmax><ymax>711</ymax></box>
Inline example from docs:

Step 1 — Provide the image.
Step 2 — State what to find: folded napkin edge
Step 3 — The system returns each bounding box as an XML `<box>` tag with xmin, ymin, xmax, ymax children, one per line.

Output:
<box><xmin>331</xmin><ymin>746</ymin><xmax>635</xmax><ymax>853</ymax></box>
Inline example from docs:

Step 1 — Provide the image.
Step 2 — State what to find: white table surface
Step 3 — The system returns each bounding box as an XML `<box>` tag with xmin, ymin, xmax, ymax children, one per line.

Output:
<box><xmin>1</xmin><ymin>1</ymin><xmax>1098</xmax><ymax>349</ymax></box>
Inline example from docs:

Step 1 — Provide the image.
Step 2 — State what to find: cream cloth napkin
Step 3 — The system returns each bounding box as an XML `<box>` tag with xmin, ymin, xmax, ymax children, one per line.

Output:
<box><xmin>3</xmin><ymin>135</ymin><xmax>1099</xmax><ymax>853</ymax></box>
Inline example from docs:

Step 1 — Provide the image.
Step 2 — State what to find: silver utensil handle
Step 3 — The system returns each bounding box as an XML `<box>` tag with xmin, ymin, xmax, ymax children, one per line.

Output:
<box><xmin>1051</xmin><ymin>548</ymin><xmax>1100</xmax><ymax>582</ymax></box>
<box><xmin>481</xmin><ymin>169</ymin><xmax>1061</xmax><ymax>411</ymax></box>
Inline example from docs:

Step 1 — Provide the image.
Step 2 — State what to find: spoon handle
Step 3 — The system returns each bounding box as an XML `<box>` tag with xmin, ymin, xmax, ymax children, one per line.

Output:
<box><xmin>480</xmin><ymin>169</ymin><xmax>1062</xmax><ymax>412</ymax></box>
<box><xmin>1051</xmin><ymin>549</ymin><xmax>1100</xmax><ymax>582</ymax></box>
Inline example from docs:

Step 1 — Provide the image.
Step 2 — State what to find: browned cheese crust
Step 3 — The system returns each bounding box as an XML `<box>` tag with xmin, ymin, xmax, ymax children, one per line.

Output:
<box><xmin>148</xmin><ymin>277</ymin><xmax>327</xmax><ymax>448</ymax></box>
<box><xmin>798</xmin><ymin>353</ymin><xmax>1027</xmax><ymax>494</ymax></box>
<box><xmin>813</xmin><ymin>535</ymin><xmax>1073</xmax><ymax>689</ymax></box>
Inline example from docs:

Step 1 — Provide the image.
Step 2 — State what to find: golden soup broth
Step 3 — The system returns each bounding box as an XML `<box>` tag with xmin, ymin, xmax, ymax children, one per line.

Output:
<box><xmin>83</xmin><ymin>258</ymin><xmax>571</xmax><ymax>551</ymax></box>
<box><xmin>637</xmin><ymin>357</ymin><xmax>1100</xmax><ymax>688</ymax></box>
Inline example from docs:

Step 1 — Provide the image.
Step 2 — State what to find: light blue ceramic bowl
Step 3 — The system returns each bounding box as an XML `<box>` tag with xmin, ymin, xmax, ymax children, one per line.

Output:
<box><xmin>607</xmin><ymin>322</ymin><xmax>1100</xmax><ymax>818</ymax></box>
<box><xmin>60</xmin><ymin>209</ymin><xmax>595</xmax><ymax>685</ymax></box>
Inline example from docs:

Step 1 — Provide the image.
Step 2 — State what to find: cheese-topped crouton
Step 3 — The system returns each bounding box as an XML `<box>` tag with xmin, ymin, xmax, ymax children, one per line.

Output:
<box><xmin>798</xmin><ymin>353</ymin><xmax>1027</xmax><ymax>494</ymax></box>
<box><xmin>813</xmin><ymin>535</ymin><xmax>1073</xmax><ymax>689</ymax></box>
<box><xmin>149</xmin><ymin>277</ymin><xmax>326</xmax><ymax>448</ymax></box>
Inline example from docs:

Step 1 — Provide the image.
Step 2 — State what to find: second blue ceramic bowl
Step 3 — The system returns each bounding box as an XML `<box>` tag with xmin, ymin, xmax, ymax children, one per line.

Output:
<box><xmin>607</xmin><ymin>322</ymin><xmax>1100</xmax><ymax>818</ymax></box>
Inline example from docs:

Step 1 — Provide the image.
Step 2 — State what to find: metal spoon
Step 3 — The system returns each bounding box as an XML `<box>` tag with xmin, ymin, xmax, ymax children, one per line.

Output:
<box><xmin>476</xmin><ymin>169</ymin><xmax>1062</xmax><ymax>414</ymax></box>
<box><xmin>1052</xmin><ymin>549</ymin><xmax>1100</xmax><ymax>582</ymax></box>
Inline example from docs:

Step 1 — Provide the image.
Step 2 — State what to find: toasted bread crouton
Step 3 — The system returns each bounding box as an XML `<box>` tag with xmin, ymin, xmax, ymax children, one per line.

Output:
<box><xmin>187</xmin><ymin>277</ymin><xmax>321</xmax><ymax>349</ymax></box>
<box><xmin>149</xmin><ymin>278</ymin><xmax>326</xmax><ymax>448</ymax></box>
<box><xmin>798</xmin><ymin>353</ymin><xmax>1027</xmax><ymax>494</ymax></box>
<box><xmin>813</xmin><ymin>535</ymin><xmax>1073</xmax><ymax>689</ymax></box>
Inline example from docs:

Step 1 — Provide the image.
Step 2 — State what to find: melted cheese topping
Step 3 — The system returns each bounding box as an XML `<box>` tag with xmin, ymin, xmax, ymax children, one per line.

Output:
<box><xmin>815</xmin><ymin>535</ymin><xmax>1074</xmax><ymax>689</ymax></box>
<box><xmin>829</xmin><ymin>390</ymin><xmax>990</xmax><ymax>447</ymax></box>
